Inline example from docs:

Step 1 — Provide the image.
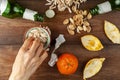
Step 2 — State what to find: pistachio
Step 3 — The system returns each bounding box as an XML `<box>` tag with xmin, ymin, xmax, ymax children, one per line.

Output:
<box><xmin>86</xmin><ymin>26</ymin><xmax>92</xmax><ymax>33</ymax></box>
<box><xmin>75</xmin><ymin>20</ymin><xmax>81</xmax><ymax>26</ymax></box>
<box><xmin>73</xmin><ymin>15</ymin><xmax>78</xmax><ymax>21</ymax></box>
<box><xmin>77</xmin><ymin>26</ymin><xmax>83</xmax><ymax>34</ymax></box>
<box><xmin>83</xmin><ymin>21</ymin><xmax>90</xmax><ymax>26</ymax></box>
<box><xmin>87</xmin><ymin>13</ymin><xmax>92</xmax><ymax>19</ymax></box>
<box><xmin>76</xmin><ymin>14</ymin><xmax>83</xmax><ymax>19</ymax></box>
<box><xmin>67</xmin><ymin>29</ymin><xmax>75</xmax><ymax>35</ymax></box>
<box><xmin>79</xmin><ymin>10</ymin><xmax>83</xmax><ymax>14</ymax></box>
<box><xmin>77</xmin><ymin>26</ymin><xmax>83</xmax><ymax>31</ymax></box>
<box><xmin>63</xmin><ymin>9</ymin><xmax>92</xmax><ymax>35</ymax></box>
<box><xmin>83</xmin><ymin>10</ymin><xmax>88</xmax><ymax>16</ymax></box>
<box><xmin>69</xmin><ymin>18</ymin><xmax>75</xmax><ymax>24</ymax></box>
<box><xmin>68</xmin><ymin>24</ymin><xmax>76</xmax><ymax>30</ymax></box>
<box><xmin>72</xmin><ymin>6</ymin><xmax>77</xmax><ymax>12</ymax></box>
<box><xmin>75</xmin><ymin>10</ymin><xmax>80</xmax><ymax>14</ymax></box>
<box><xmin>63</xmin><ymin>19</ymin><xmax>69</xmax><ymax>25</ymax></box>
<box><xmin>83</xmin><ymin>25</ymin><xmax>87</xmax><ymax>31</ymax></box>
<box><xmin>77</xmin><ymin>27</ymin><xmax>81</xmax><ymax>34</ymax></box>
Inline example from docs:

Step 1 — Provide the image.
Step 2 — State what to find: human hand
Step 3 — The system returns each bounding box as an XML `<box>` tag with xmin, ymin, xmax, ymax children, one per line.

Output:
<box><xmin>9</xmin><ymin>37</ymin><xmax>48</xmax><ymax>80</ymax></box>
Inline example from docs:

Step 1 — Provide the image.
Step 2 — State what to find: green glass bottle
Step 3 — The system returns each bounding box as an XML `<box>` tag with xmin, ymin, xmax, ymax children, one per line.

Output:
<box><xmin>90</xmin><ymin>0</ymin><xmax>120</xmax><ymax>15</ymax></box>
<box><xmin>0</xmin><ymin>0</ymin><xmax>44</xmax><ymax>22</ymax></box>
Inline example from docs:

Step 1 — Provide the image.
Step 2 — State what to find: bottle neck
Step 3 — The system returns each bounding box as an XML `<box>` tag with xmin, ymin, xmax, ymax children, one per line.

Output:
<box><xmin>22</xmin><ymin>8</ymin><xmax>44</xmax><ymax>22</ymax></box>
<box><xmin>90</xmin><ymin>6</ymin><xmax>99</xmax><ymax>15</ymax></box>
<box><xmin>90</xmin><ymin>1</ymin><xmax>112</xmax><ymax>15</ymax></box>
<box><xmin>109</xmin><ymin>0</ymin><xmax>120</xmax><ymax>10</ymax></box>
<box><xmin>13</xmin><ymin>3</ymin><xmax>44</xmax><ymax>22</ymax></box>
<box><xmin>0</xmin><ymin>0</ymin><xmax>44</xmax><ymax>22</ymax></box>
<box><xmin>90</xmin><ymin>0</ymin><xmax>120</xmax><ymax>15</ymax></box>
<box><xmin>13</xmin><ymin>3</ymin><xmax>25</xmax><ymax>16</ymax></box>
<box><xmin>0</xmin><ymin>0</ymin><xmax>23</xmax><ymax>18</ymax></box>
<box><xmin>34</xmin><ymin>14</ymin><xmax>44</xmax><ymax>22</ymax></box>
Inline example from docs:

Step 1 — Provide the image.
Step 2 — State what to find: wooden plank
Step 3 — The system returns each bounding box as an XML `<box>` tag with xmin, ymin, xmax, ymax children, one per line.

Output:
<box><xmin>0</xmin><ymin>12</ymin><xmax>120</xmax><ymax>45</ymax></box>
<box><xmin>0</xmin><ymin>45</ymin><xmax>120</xmax><ymax>80</ymax></box>
<box><xmin>0</xmin><ymin>1</ymin><xmax>120</xmax><ymax>45</ymax></box>
<box><xmin>0</xmin><ymin>0</ymin><xmax>120</xmax><ymax>80</ymax></box>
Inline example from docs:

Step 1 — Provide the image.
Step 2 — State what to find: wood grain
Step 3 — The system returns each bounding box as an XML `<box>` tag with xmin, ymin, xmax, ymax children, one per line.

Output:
<box><xmin>0</xmin><ymin>0</ymin><xmax>120</xmax><ymax>80</ymax></box>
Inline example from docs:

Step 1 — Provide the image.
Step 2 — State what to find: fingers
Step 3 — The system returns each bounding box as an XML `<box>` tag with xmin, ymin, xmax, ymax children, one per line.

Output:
<box><xmin>29</xmin><ymin>38</ymin><xmax>40</xmax><ymax>53</ymax></box>
<box><xmin>28</xmin><ymin>51</ymin><xmax>48</xmax><ymax>70</ymax></box>
<box><xmin>38</xmin><ymin>51</ymin><xmax>48</xmax><ymax>65</ymax></box>
<box><xmin>21</xmin><ymin>37</ymin><xmax>34</xmax><ymax>51</ymax></box>
<box><xmin>36</xmin><ymin>43</ymin><xmax>44</xmax><ymax>57</ymax></box>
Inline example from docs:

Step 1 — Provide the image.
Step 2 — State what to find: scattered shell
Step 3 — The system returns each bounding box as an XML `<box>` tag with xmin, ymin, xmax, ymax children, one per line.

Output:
<box><xmin>68</xmin><ymin>24</ymin><xmax>76</xmax><ymax>30</ymax></box>
<box><xmin>83</xmin><ymin>21</ymin><xmax>90</xmax><ymax>26</ymax></box>
<box><xmin>67</xmin><ymin>29</ymin><xmax>75</xmax><ymax>35</ymax></box>
<box><xmin>77</xmin><ymin>26</ymin><xmax>83</xmax><ymax>33</ymax></box>
<box><xmin>79</xmin><ymin>10</ymin><xmax>83</xmax><ymax>14</ymax></box>
<box><xmin>83</xmin><ymin>25</ymin><xmax>87</xmax><ymax>31</ymax></box>
<box><xmin>75</xmin><ymin>20</ymin><xmax>82</xmax><ymax>26</ymax></box>
<box><xmin>83</xmin><ymin>10</ymin><xmax>88</xmax><ymax>16</ymax></box>
<box><xmin>86</xmin><ymin>26</ymin><xmax>92</xmax><ymax>33</ymax></box>
<box><xmin>63</xmin><ymin>8</ymin><xmax>92</xmax><ymax>35</ymax></box>
<box><xmin>76</xmin><ymin>14</ymin><xmax>83</xmax><ymax>19</ymax></box>
<box><xmin>72</xmin><ymin>6</ymin><xmax>77</xmax><ymax>12</ymax></box>
<box><xmin>77</xmin><ymin>28</ymin><xmax>81</xmax><ymax>34</ymax></box>
<box><xmin>63</xmin><ymin>19</ymin><xmax>69</xmax><ymax>25</ymax></box>
<box><xmin>87</xmin><ymin>13</ymin><xmax>92</xmax><ymax>19</ymax></box>
<box><xmin>77</xmin><ymin>26</ymin><xmax>83</xmax><ymax>31</ymax></box>
<box><xmin>73</xmin><ymin>15</ymin><xmax>78</xmax><ymax>21</ymax></box>
<box><xmin>75</xmin><ymin>10</ymin><xmax>80</xmax><ymax>14</ymax></box>
<box><xmin>69</xmin><ymin>18</ymin><xmax>75</xmax><ymax>24</ymax></box>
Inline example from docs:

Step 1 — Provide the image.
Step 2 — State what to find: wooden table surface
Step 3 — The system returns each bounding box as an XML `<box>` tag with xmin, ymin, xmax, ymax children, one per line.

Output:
<box><xmin>0</xmin><ymin>0</ymin><xmax>120</xmax><ymax>80</ymax></box>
